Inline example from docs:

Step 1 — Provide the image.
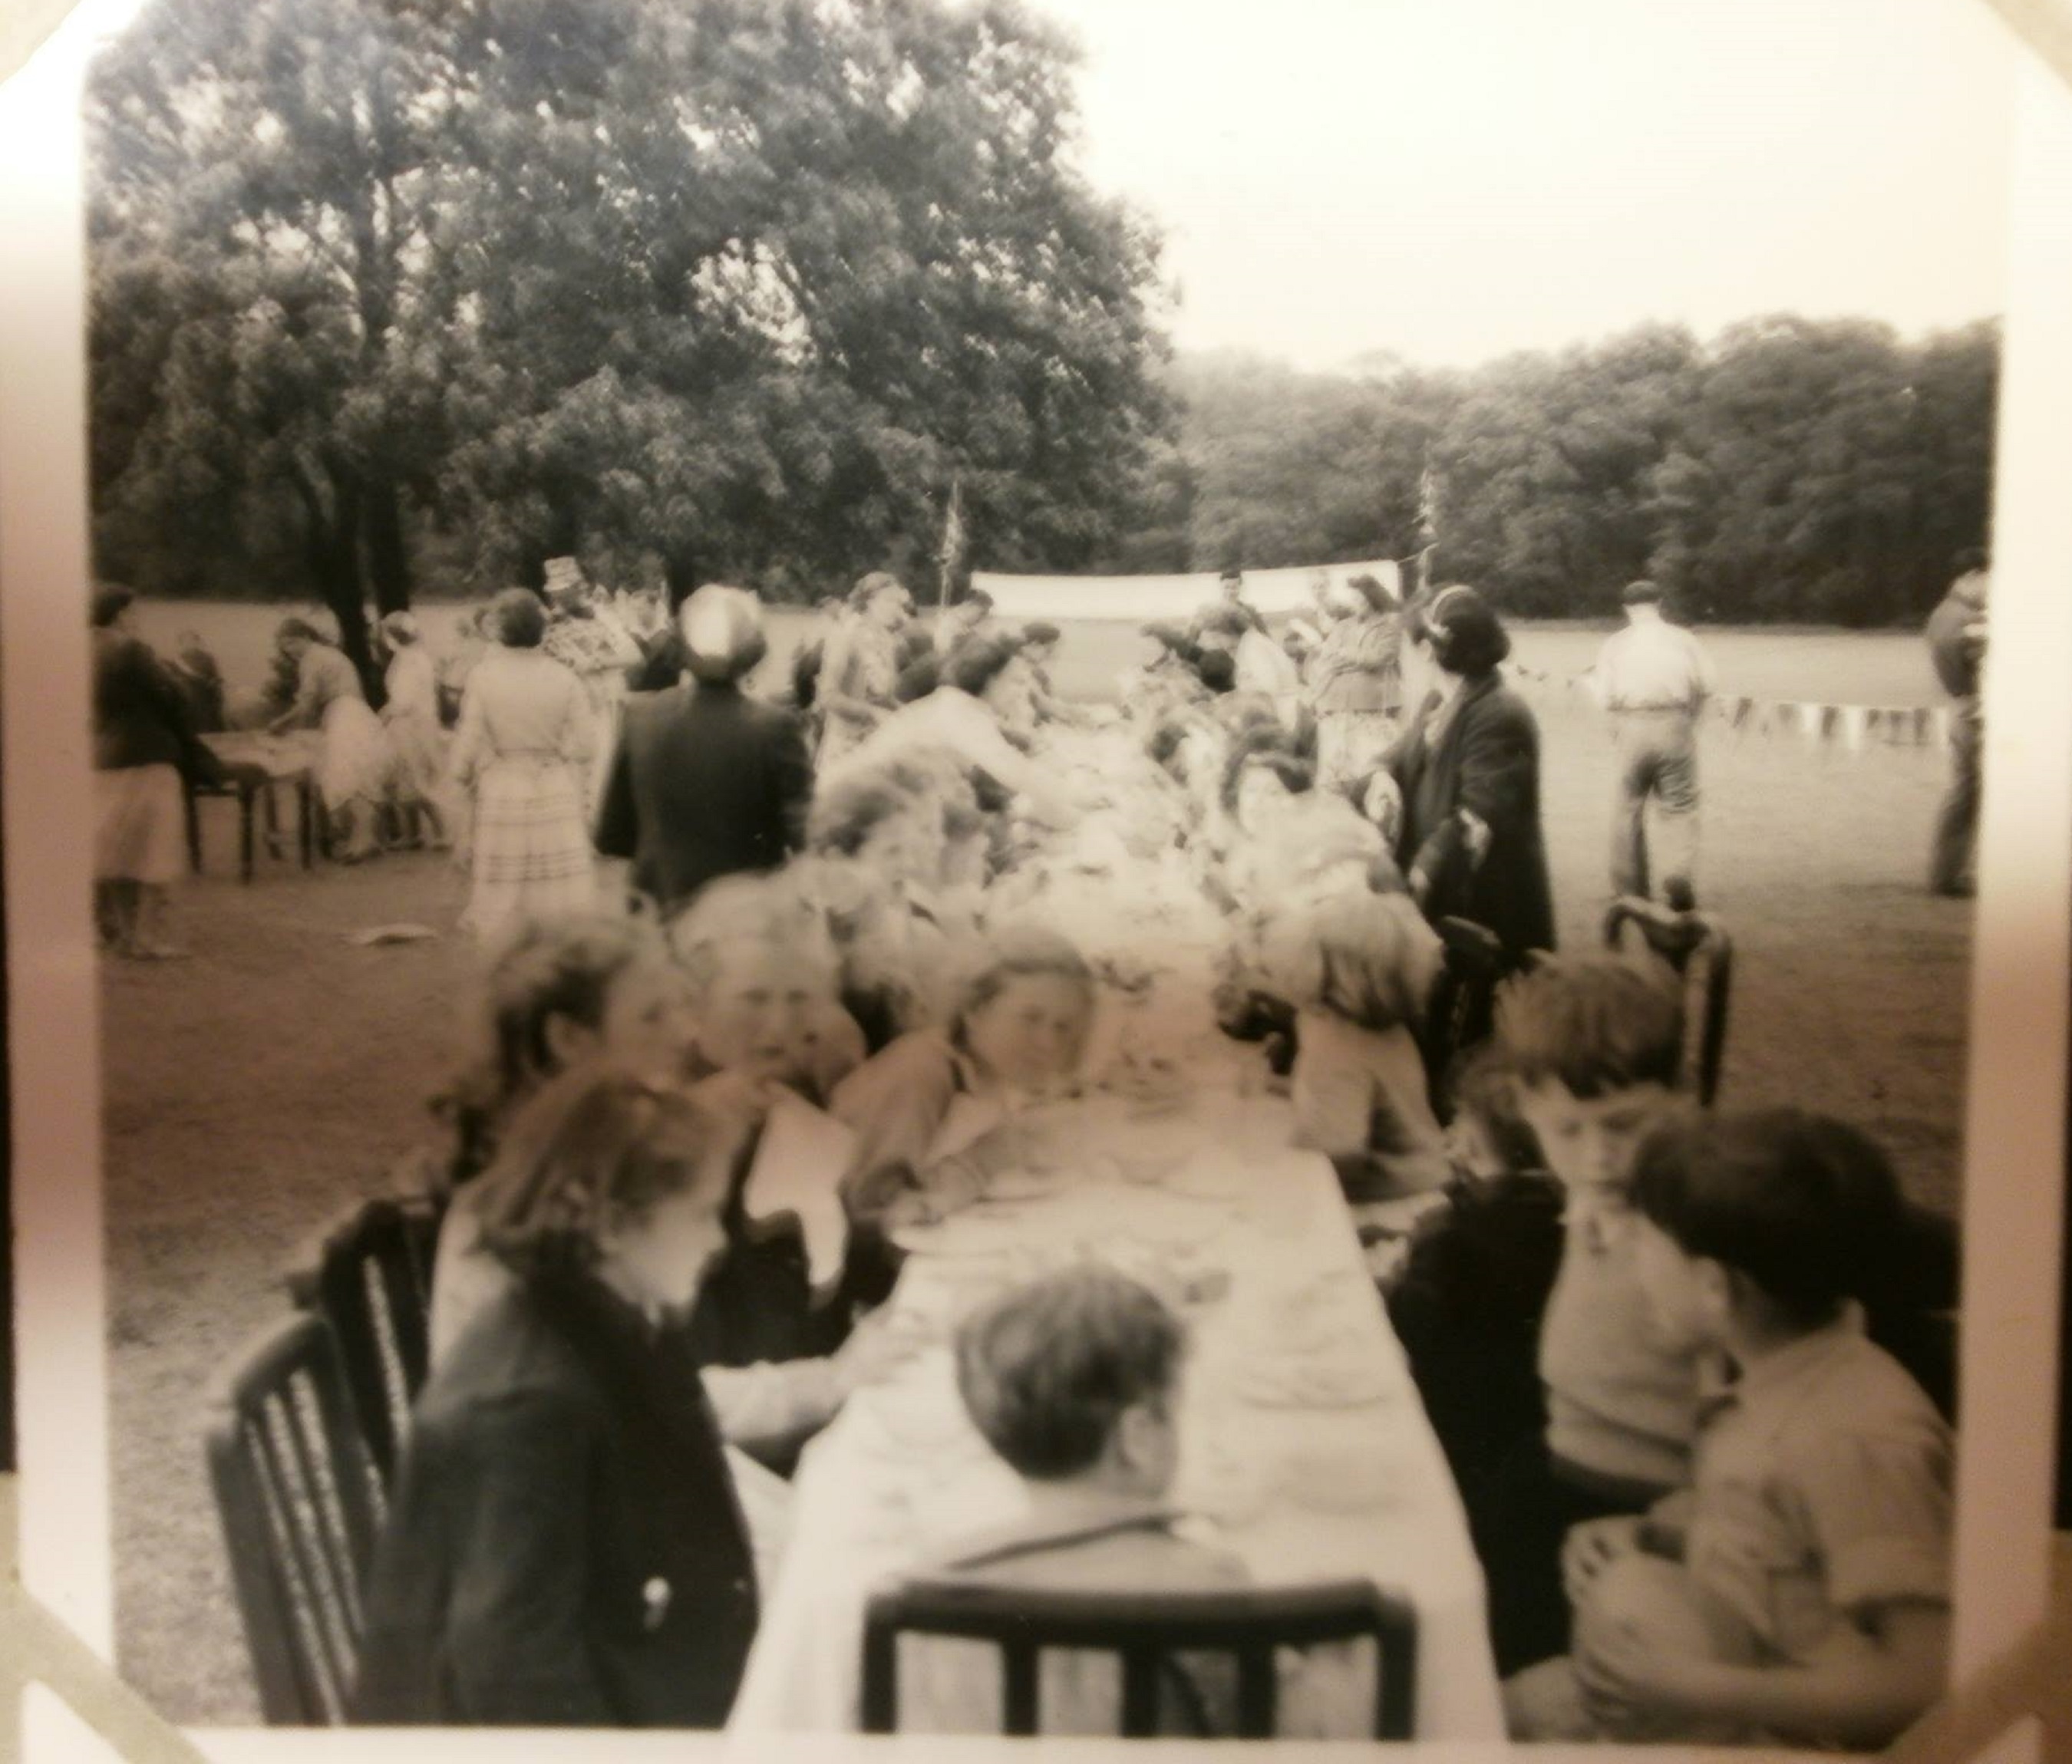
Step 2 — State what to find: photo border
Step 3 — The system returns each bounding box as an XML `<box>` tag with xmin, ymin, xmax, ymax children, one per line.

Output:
<box><xmin>3</xmin><ymin>1</ymin><xmax>2066</xmax><ymax>1757</ymax></box>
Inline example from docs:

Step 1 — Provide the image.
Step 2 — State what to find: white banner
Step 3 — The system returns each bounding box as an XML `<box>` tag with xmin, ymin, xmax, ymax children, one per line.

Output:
<box><xmin>972</xmin><ymin>558</ymin><xmax>1404</xmax><ymax>622</ymax></box>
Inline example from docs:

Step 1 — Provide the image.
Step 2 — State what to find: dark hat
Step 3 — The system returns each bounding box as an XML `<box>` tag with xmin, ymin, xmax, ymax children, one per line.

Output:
<box><xmin>1346</xmin><ymin>572</ymin><xmax>1397</xmax><ymax>614</ymax></box>
<box><xmin>1416</xmin><ymin>584</ymin><xmax>1510</xmax><ymax>676</ymax></box>
<box><xmin>1621</xmin><ymin>579</ymin><xmax>1664</xmax><ymax>607</ymax></box>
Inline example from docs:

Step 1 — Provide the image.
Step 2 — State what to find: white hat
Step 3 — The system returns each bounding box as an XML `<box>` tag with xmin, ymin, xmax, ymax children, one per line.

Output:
<box><xmin>680</xmin><ymin>584</ymin><xmax>766</xmax><ymax>683</ymax></box>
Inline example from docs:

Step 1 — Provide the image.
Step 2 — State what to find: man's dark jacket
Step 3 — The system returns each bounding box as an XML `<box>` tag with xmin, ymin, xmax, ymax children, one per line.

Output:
<box><xmin>1385</xmin><ymin>669</ymin><xmax>1556</xmax><ymax>969</ymax></box>
<box><xmin>595</xmin><ymin>680</ymin><xmax>812</xmax><ymax>912</ymax></box>
<box><xmin>350</xmin><ymin>1275</ymin><xmax>757</xmax><ymax>1726</ymax></box>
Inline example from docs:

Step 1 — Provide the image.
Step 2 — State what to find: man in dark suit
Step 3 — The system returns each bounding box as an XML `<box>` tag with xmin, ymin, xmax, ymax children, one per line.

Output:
<box><xmin>596</xmin><ymin>585</ymin><xmax>812</xmax><ymax>916</ymax></box>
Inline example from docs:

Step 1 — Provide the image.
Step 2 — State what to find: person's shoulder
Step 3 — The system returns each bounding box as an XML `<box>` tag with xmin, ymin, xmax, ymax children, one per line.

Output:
<box><xmin>1759</xmin><ymin>1329</ymin><xmax>1952</xmax><ymax>1477</ymax></box>
<box><xmin>423</xmin><ymin>1288</ymin><xmax>602</xmax><ymax>1427</ymax></box>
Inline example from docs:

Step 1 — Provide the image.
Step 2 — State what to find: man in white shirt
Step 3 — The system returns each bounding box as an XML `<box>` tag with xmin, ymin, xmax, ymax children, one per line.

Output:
<box><xmin>1591</xmin><ymin>581</ymin><xmax>1715</xmax><ymax>909</ymax></box>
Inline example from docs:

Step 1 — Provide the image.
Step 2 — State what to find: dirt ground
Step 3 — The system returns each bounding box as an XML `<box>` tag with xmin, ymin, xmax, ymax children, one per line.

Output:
<box><xmin>98</xmin><ymin>618</ymin><xmax>1971</xmax><ymax>1723</ymax></box>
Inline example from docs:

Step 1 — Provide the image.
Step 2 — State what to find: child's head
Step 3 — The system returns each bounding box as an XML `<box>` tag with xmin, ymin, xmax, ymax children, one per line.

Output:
<box><xmin>1445</xmin><ymin>1044</ymin><xmax>1543</xmax><ymax>1178</ymax></box>
<box><xmin>956</xmin><ymin>1264</ymin><xmax>1187</xmax><ymax>1495</ymax></box>
<box><xmin>1629</xmin><ymin>1107</ymin><xmax>1907</xmax><ymax>1346</ymax></box>
<box><xmin>951</xmin><ymin>926</ymin><xmax>1097</xmax><ymax>1093</ymax></box>
<box><xmin>473</xmin><ymin>1062</ymin><xmax>750</xmax><ymax>1317</ymax></box>
<box><xmin>469</xmin><ymin>916</ymin><xmax>685</xmax><ymax>1113</ymax></box>
<box><xmin>1493</xmin><ymin>954</ymin><xmax>1684</xmax><ymax>1192</ymax></box>
<box><xmin>669</xmin><ymin>877</ymin><xmax>840</xmax><ymax>1086</ymax></box>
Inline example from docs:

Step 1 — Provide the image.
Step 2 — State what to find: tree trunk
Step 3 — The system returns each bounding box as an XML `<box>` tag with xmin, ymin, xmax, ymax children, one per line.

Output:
<box><xmin>305</xmin><ymin>473</ymin><xmax>384</xmax><ymax>706</ymax></box>
<box><xmin>364</xmin><ymin>476</ymin><xmax>412</xmax><ymax>616</ymax></box>
<box><xmin>663</xmin><ymin>546</ymin><xmax>703</xmax><ymax>618</ymax></box>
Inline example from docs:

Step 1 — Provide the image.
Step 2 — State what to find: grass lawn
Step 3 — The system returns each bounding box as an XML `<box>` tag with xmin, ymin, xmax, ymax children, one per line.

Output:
<box><xmin>104</xmin><ymin>605</ymin><xmax>1969</xmax><ymax>1723</ymax></box>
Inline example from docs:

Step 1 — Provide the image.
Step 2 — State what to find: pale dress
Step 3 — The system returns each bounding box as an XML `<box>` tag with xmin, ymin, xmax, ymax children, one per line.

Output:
<box><xmin>381</xmin><ymin>645</ymin><xmax>448</xmax><ymax>804</ymax></box>
<box><xmin>1308</xmin><ymin>613</ymin><xmax>1404</xmax><ymax>793</ymax></box>
<box><xmin>815</xmin><ymin>618</ymin><xmax>902</xmax><ymax>769</ymax></box>
<box><xmin>449</xmin><ymin>648</ymin><xmax>598</xmax><ymax>942</ymax></box>
<box><xmin>289</xmin><ymin>643</ymin><xmax>397</xmax><ymax>816</ymax></box>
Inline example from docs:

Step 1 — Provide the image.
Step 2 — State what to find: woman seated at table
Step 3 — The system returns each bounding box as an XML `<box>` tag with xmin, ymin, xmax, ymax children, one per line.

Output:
<box><xmin>267</xmin><ymin>618</ymin><xmax>395</xmax><ymax>863</ymax></box>
<box><xmin>352</xmin><ymin>1063</ymin><xmax>761</xmax><ymax>1727</ymax></box>
<box><xmin>1254</xmin><ymin>887</ymin><xmax>1452</xmax><ymax>1202</ymax></box>
<box><xmin>822</xmin><ymin>634</ymin><xmax>1080</xmax><ymax>831</ymax></box>
<box><xmin>828</xmin><ymin>925</ymin><xmax>1099</xmax><ymax>1228</ymax></box>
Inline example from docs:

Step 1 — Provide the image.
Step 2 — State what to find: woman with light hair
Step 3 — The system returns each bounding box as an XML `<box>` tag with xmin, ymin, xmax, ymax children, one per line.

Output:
<box><xmin>450</xmin><ymin>588</ymin><xmax>599</xmax><ymax>941</ymax></box>
<box><xmin>268</xmin><ymin>616</ymin><xmax>398</xmax><ymax>863</ymax></box>
<box><xmin>1308</xmin><ymin>571</ymin><xmax>1405</xmax><ymax>793</ymax></box>
<box><xmin>814</xmin><ymin>570</ymin><xmax>912</xmax><ymax>767</ymax></box>
<box><xmin>379</xmin><ymin>609</ymin><xmax>450</xmax><ymax>849</ymax></box>
<box><xmin>1255</xmin><ymin>885</ymin><xmax>1451</xmax><ymax>1199</ymax></box>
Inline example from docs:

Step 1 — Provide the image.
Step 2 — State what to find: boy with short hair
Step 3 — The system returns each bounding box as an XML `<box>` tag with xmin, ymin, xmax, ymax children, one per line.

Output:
<box><xmin>1510</xmin><ymin>1108</ymin><xmax>1951</xmax><ymax>1746</ymax></box>
<box><xmin>916</xmin><ymin>1264</ymin><xmax>1245</xmax><ymax>1736</ymax></box>
<box><xmin>947</xmin><ymin>1264</ymin><xmax>1243</xmax><ymax>1592</ymax></box>
<box><xmin>1486</xmin><ymin>952</ymin><xmax>1701</xmax><ymax>1669</ymax></box>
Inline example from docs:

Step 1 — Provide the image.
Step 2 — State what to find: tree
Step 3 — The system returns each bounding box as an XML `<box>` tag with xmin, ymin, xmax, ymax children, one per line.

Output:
<box><xmin>87</xmin><ymin>0</ymin><xmax>1180</xmax><ymax>638</ymax></box>
<box><xmin>88</xmin><ymin>0</ymin><xmax>464</xmax><ymax>687</ymax></box>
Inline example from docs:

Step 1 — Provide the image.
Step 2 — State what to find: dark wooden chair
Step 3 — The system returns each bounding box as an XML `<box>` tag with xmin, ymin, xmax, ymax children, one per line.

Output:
<box><xmin>203</xmin><ymin>1310</ymin><xmax>381</xmax><ymax>1725</ymax></box>
<box><xmin>859</xmin><ymin>1578</ymin><xmax>1418</xmax><ymax>1739</ymax></box>
<box><xmin>1421</xmin><ymin>915</ymin><xmax>1506</xmax><ymax>1119</ymax></box>
<box><xmin>283</xmin><ymin>1194</ymin><xmax>444</xmax><ymax>1485</ymax></box>
<box><xmin>1603</xmin><ymin>896</ymin><xmax>1734</xmax><ymax>1106</ymax></box>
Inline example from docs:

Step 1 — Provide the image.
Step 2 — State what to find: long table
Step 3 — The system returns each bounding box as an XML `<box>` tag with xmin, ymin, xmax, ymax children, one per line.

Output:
<box><xmin>728</xmin><ymin>1092</ymin><xmax>1507</xmax><ymax>1740</ymax></box>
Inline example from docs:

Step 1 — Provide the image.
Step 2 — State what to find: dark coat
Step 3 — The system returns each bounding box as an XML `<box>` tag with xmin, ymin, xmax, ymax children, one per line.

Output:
<box><xmin>92</xmin><ymin>628</ymin><xmax>223</xmax><ymax>783</ymax></box>
<box><xmin>594</xmin><ymin>681</ymin><xmax>812</xmax><ymax>913</ymax></box>
<box><xmin>351</xmin><ymin>1274</ymin><xmax>759</xmax><ymax>1727</ymax></box>
<box><xmin>1386</xmin><ymin>670</ymin><xmax>1555</xmax><ymax>967</ymax></box>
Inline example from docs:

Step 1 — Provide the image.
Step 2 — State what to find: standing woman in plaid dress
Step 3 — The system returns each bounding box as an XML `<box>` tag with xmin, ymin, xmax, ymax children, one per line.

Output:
<box><xmin>451</xmin><ymin>589</ymin><xmax>598</xmax><ymax>944</ymax></box>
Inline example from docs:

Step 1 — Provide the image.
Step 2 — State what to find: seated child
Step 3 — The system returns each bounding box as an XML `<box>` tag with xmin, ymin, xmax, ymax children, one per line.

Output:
<box><xmin>1508</xmin><ymin>1108</ymin><xmax>1952</xmax><ymax>1748</ymax></box>
<box><xmin>1485</xmin><ymin>951</ymin><xmax>1703</xmax><ymax>1672</ymax></box>
<box><xmin>1256</xmin><ymin>887</ymin><xmax>1450</xmax><ymax>1201</ymax></box>
<box><xmin>1381</xmin><ymin>1048</ymin><xmax>1564</xmax><ymax>1616</ymax></box>
<box><xmin>925</xmin><ymin>1264</ymin><xmax>1246</xmax><ymax>1736</ymax></box>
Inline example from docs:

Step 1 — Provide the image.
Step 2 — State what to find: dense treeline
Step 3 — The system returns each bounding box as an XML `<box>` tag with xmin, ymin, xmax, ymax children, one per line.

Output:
<box><xmin>1170</xmin><ymin>317</ymin><xmax>1997</xmax><ymax>628</ymax></box>
<box><xmin>88</xmin><ymin>0</ymin><xmax>1993</xmax><ymax>656</ymax></box>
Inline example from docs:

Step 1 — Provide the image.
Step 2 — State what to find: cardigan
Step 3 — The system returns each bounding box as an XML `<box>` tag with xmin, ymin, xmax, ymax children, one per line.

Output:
<box><xmin>351</xmin><ymin>1274</ymin><xmax>759</xmax><ymax>1726</ymax></box>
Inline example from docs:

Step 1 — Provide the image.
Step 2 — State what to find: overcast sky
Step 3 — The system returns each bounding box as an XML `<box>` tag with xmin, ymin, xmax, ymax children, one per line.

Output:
<box><xmin>1028</xmin><ymin>0</ymin><xmax>2017</xmax><ymax>371</ymax></box>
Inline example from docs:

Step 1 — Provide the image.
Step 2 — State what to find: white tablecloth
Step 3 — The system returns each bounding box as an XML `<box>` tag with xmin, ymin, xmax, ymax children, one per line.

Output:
<box><xmin>728</xmin><ymin>1093</ymin><xmax>1506</xmax><ymax>1740</ymax></box>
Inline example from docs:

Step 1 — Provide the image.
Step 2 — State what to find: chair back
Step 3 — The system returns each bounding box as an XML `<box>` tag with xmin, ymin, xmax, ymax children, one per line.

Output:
<box><xmin>1602</xmin><ymin>897</ymin><xmax>1734</xmax><ymax>1105</ymax></box>
<box><xmin>860</xmin><ymin>1578</ymin><xmax>1417</xmax><ymax>1739</ymax></box>
<box><xmin>284</xmin><ymin>1194</ymin><xmax>443</xmax><ymax>1483</ymax></box>
<box><xmin>204</xmin><ymin>1310</ymin><xmax>382</xmax><ymax>1725</ymax></box>
<box><xmin>1422</xmin><ymin>915</ymin><xmax>1506</xmax><ymax>1117</ymax></box>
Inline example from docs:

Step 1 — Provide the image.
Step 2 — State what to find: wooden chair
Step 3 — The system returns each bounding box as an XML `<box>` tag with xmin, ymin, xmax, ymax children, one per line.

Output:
<box><xmin>283</xmin><ymin>1194</ymin><xmax>444</xmax><ymax>1485</ymax></box>
<box><xmin>203</xmin><ymin>1310</ymin><xmax>381</xmax><ymax>1725</ymax></box>
<box><xmin>1603</xmin><ymin>896</ymin><xmax>1734</xmax><ymax>1106</ymax></box>
<box><xmin>1421</xmin><ymin>915</ymin><xmax>1506</xmax><ymax>1119</ymax></box>
<box><xmin>859</xmin><ymin>1578</ymin><xmax>1418</xmax><ymax>1739</ymax></box>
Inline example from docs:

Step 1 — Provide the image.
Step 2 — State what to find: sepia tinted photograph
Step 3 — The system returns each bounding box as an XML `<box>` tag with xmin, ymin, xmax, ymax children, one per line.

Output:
<box><xmin>45</xmin><ymin>0</ymin><xmax>2024</xmax><ymax>1742</ymax></box>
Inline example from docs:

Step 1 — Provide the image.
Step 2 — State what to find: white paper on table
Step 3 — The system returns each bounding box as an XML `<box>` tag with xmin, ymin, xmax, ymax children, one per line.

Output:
<box><xmin>740</xmin><ymin>1092</ymin><xmax>857</xmax><ymax>1295</ymax></box>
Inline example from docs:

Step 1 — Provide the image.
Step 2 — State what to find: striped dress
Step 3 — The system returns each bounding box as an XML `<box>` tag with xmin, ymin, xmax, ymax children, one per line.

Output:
<box><xmin>449</xmin><ymin>648</ymin><xmax>598</xmax><ymax>943</ymax></box>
